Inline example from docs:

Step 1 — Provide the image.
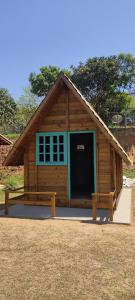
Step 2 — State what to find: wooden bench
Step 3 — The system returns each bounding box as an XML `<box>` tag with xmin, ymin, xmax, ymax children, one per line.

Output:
<box><xmin>5</xmin><ymin>187</ymin><xmax>56</xmax><ymax>217</ymax></box>
<box><xmin>92</xmin><ymin>191</ymin><xmax>116</xmax><ymax>221</ymax></box>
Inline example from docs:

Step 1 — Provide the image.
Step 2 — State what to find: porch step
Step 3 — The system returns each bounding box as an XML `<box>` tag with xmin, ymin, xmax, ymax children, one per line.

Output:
<box><xmin>70</xmin><ymin>199</ymin><xmax>92</xmax><ymax>208</ymax></box>
<box><xmin>56</xmin><ymin>198</ymin><xmax>92</xmax><ymax>208</ymax></box>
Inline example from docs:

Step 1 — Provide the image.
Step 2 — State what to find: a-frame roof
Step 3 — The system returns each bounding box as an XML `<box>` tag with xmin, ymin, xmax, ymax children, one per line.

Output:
<box><xmin>0</xmin><ymin>134</ymin><xmax>12</xmax><ymax>145</ymax></box>
<box><xmin>4</xmin><ymin>73</ymin><xmax>131</xmax><ymax>165</ymax></box>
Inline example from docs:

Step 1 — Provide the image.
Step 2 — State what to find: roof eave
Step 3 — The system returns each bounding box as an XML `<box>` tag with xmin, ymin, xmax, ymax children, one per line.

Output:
<box><xmin>0</xmin><ymin>134</ymin><xmax>13</xmax><ymax>145</ymax></box>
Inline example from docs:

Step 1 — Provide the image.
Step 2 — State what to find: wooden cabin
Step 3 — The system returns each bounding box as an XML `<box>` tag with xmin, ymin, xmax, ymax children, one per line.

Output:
<box><xmin>4</xmin><ymin>73</ymin><xmax>131</xmax><ymax>216</ymax></box>
<box><xmin>0</xmin><ymin>134</ymin><xmax>12</xmax><ymax>167</ymax></box>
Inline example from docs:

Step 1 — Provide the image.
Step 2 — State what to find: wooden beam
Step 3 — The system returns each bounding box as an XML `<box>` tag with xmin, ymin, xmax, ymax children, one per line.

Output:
<box><xmin>4</xmin><ymin>190</ymin><xmax>56</xmax><ymax>217</ymax></box>
<box><xmin>7</xmin><ymin>191</ymin><xmax>56</xmax><ymax>195</ymax></box>
<box><xmin>112</xmin><ymin>150</ymin><xmax>117</xmax><ymax>194</ymax></box>
<box><xmin>5</xmin><ymin>191</ymin><xmax>9</xmax><ymax>215</ymax></box>
<box><xmin>92</xmin><ymin>194</ymin><xmax>97</xmax><ymax>221</ymax></box>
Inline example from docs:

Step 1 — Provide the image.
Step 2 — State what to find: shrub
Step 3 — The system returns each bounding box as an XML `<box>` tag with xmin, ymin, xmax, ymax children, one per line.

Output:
<box><xmin>4</xmin><ymin>175</ymin><xmax>23</xmax><ymax>190</ymax></box>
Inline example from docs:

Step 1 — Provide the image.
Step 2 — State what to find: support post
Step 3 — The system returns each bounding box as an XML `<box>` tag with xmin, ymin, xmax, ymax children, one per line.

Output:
<box><xmin>5</xmin><ymin>190</ymin><xmax>9</xmax><ymax>216</ymax></box>
<box><xmin>51</xmin><ymin>194</ymin><xmax>56</xmax><ymax>218</ymax></box>
<box><xmin>92</xmin><ymin>194</ymin><xmax>97</xmax><ymax>221</ymax></box>
<box><xmin>109</xmin><ymin>193</ymin><xmax>113</xmax><ymax>221</ymax></box>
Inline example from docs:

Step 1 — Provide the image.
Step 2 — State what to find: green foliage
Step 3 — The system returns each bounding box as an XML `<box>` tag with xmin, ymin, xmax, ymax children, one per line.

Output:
<box><xmin>123</xmin><ymin>168</ymin><xmax>135</xmax><ymax>179</ymax></box>
<box><xmin>4</xmin><ymin>133</ymin><xmax>20</xmax><ymax>140</ymax></box>
<box><xmin>0</xmin><ymin>170</ymin><xmax>8</xmax><ymax>182</ymax></box>
<box><xmin>14</xmin><ymin>87</ymin><xmax>39</xmax><ymax>132</ymax></box>
<box><xmin>71</xmin><ymin>56</ymin><xmax>118</xmax><ymax>101</ymax></box>
<box><xmin>0</xmin><ymin>88</ymin><xmax>17</xmax><ymax>131</ymax></box>
<box><xmin>117</xmin><ymin>53</ymin><xmax>135</xmax><ymax>91</ymax></box>
<box><xmin>28</xmin><ymin>54</ymin><xmax>135</xmax><ymax>123</ymax></box>
<box><xmin>71</xmin><ymin>54</ymin><xmax>135</xmax><ymax>122</ymax></box>
<box><xmin>4</xmin><ymin>175</ymin><xmax>24</xmax><ymax>190</ymax></box>
<box><xmin>29</xmin><ymin>65</ymin><xmax>72</xmax><ymax>96</ymax></box>
<box><xmin>0</xmin><ymin>172</ymin><xmax>24</xmax><ymax>203</ymax></box>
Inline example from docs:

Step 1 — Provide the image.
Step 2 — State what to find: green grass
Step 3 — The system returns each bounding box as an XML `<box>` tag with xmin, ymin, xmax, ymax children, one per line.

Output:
<box><xmin>0</xmin><ymin>174</ymin><xmax>24</xmax><ymax>203</ymax></box>
<box><xmin>4</xmin><ymin>174</ymin><xmax>24</xmax><ymax>190</ymax></box>
<box><xmin>123</xmin><ymin>168</ymin><xmax>135</xmax><ymax>178</ymax></box>
<box><xmin>4</xmin><ymin>133</ymin><xmax>20</xmax><ymax>140</ymax></box>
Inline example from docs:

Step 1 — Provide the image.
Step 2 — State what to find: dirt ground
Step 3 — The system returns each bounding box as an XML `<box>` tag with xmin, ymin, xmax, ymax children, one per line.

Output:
<box><xmin>131</xmin><ymin>188</ymin><xmax>135</xmax><ymax>225</ymax></box>
<box><xmin>0</xmin><ymin>216</ymin><xmax>135</xmax><ymax>300</ymax></box>
<box><xmin>0</xmin><ymin>189</ymin><xmax>134</xmax><ymax>300</ymax></box>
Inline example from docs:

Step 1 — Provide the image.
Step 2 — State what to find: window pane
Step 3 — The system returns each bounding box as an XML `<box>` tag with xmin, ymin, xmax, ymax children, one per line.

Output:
<box><xmin>39</xmin><ymin>136</ymin><xmax>44</xmax><ymax>144</ymax></box>
<box><xmin>59</xmin><ymin>144</ymin><xmax>64</xmax><ymax>152</ymax></box>
<box><xmin>53</xmin><ymin>154</ymin><xmax>57</xmax><ymax>162</ymax></box>
<box><xmin>45</xmin><ymin>136</ymin><xmax>50</xmax><ymax>144</ymax></box>
<box><xmin>39</xmin><ymin>154</ymin><xmax>44</xmax><ymax>162</ymax></box>
<box><xmin>53</xmin><ymin>145</ymin><xmax>57</xmax><ymax>152</ymax></box>
<box><xmin>53</xmin><ymin>136</ymin><xmax>57</xmax><ymax>143</ymax></box>
<box><xmin>59</xmin><ymin>135</ymin><xmax>64</xmax><ymax>143</ymax></box>
<box><xmin>46</xmin><ymin>154</ymin><xmax>50</xmax><ymax>162</ymax></box>
<box><xmin>46</xmin><ymin>145</ymin><xmax>50</xmax><ymax>153</ymax></box>
<box><xmin>37</xmin><ymin>133</ymin><xmax>66</xmax><ymax>165</ymax></box>
<box><xmin>60</xmin><ymin>153</ymin><xmax>64</xmax><ymax>162</ymax></box>
<box><xmin>39</xmin><ymin>145</ymin><xmax>44</xmax><ymax>153</ymax></box>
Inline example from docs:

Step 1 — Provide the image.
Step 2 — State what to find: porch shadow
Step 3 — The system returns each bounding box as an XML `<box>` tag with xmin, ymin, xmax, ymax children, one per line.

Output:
<box><xmin>0</xmin><ymin>188</ymin><xmax>131</xmax><ymax>224</ymax></box>
<box><xmin>0</xmin><ymin>204</ymin><xmax>109</xmax><ymax>222</ymax></box>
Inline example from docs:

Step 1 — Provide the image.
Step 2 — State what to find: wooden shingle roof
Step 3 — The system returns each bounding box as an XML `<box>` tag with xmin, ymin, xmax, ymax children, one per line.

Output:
<box><xmin>0</xmin><ymin>134</ymin><xmax>12</xmax><ymax>145</ymax></box>
<box><xmin>4</xmin><ymin>73</ymin><xmax>131</xmax><ymax>165</ymax></box>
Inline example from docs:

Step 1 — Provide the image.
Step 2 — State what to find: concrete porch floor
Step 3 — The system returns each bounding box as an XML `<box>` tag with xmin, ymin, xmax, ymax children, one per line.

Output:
<box><xmin>0</xmin><ymin>188</ymin><xmax>131</xmax><ymax>224</ymax></box>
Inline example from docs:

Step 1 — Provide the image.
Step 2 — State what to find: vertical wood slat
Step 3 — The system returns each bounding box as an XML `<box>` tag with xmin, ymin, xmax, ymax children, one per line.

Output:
<box><xmin>92</xmin><ymin>194</ymin><xmax>97</xmax><ymax>221</ymax></box>
<box><xmin>35</xmin><ymin>165</ymin><xmax>38</xmax><ymax>201</ymax></box>
<box><xmin>112</xmin><ymin>150</ymin><xmax>117</xmax><ymax>194</ymax></box>
<box><xmin>109</xmin><ymin>193</ymin><xmax>114</xmax><ymax>221</ymax></box>
<box><xmin>96</xmin><ymin>130</ymin><xmax>99</xmax><ymax>193</ymax></box>
<box><xmin>66</xmin><ymin>88</ymin><xmax>70</xmax><ymax>207</ymax></box>
<box><xmin>66</xmin><ymin>88</ymin><xmax>70</xmax><ymax>131</ymax></box>
<box><xmin>51</xmin><ymin>194</ymin><xmax>56</xmax><ymax>217</ymax></box>
<box><xmin>35</xmin><ymin>166</ymin><xmax>38</xmax><ymax>191</ymax></box>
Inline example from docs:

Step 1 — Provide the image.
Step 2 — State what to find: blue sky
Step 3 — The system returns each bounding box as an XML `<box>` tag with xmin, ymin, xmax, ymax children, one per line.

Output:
<box><xmin>0</xmin><ymin>0</ymin><xmax>135</xmax><ymax>100</ymax></box>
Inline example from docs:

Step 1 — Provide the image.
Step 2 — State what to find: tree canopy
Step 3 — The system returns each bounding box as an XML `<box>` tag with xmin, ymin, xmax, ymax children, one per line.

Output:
<box><xmin>29</xmin><ymin>54</ymin><xmax>135</xmax><ymax>123</ymax></box>
<box><xmin>14</xmin><ymin>87</ymin><xmax>39</xmax><ymax>132</ymax></box>
<box><xmin>0</xmin><ymin>88</ymin><xmax>17</xmax><ymax>131</ymax></box>
<box><xmin>29</xmin><ymin>66</ymin><xmax>71</xmax><ymax>97</ymax></box>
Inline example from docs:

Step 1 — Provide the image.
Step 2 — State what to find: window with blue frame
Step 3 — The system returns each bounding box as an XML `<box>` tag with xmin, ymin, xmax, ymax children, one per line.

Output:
<box><xmin>36</xmin><ymin>132</ymin><xmax>67</xmax><ymax>165</ymax></box>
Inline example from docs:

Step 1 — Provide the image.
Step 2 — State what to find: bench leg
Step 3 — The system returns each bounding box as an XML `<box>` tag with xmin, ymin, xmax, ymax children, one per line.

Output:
<box><xmin>92</xmin><ymin>196</ymin><xmax>97</xmax><ymax>221</ymax></box>
<box><xmin>51</xmin><ymin>196</ymin><xmax>56</xmax><ymax>218</ymax></box>
<box><xmin>5</xmin><ymin>191</ymin><xmax>9</xmax><ymax>216</ymax></box>
<box><xmin>109</xmin><ymin>208</ymin><xmax>113</xmax><ymax>221</ymax></box>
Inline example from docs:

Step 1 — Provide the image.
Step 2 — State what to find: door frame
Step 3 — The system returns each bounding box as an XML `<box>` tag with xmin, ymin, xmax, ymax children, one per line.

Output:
<box><xmin>68</xmin><ymin>130</ymin><xmax>97</xmax><ymax>200</ymax></box>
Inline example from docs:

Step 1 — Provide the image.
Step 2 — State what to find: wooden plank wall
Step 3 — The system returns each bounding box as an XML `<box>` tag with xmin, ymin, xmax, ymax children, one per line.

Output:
<box><xmin>116</xmin><ymin>153</ymin><xmax>123</xmax><ymax>195</ymax></box>
<box><xmin>24</xmin><ymin>87</ymin><xmax>112</xmax><ymax>204</ymax></box>
<box><xmin>98</xmin><ymin>132</ymin><xmax>111</xmax><ymax>193</ymax></box>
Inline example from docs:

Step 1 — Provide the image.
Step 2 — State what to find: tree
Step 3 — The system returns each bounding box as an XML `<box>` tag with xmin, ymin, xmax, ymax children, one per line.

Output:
<box><xmin>0</xmin><ymin>88</ymin><xmax>17</xmax><ymax>131</ymax></box>
<box><xmin>71</xmin><ymin>56</ymin><xmax>119</xmax><ymax>118</ymax></box>
<box><xmin>72</xmin><ymin>54</ymin><xmax>135</xmax><ymax>122</ymax></box>
<box><xmin>29</xmin><ymin>54</ymin><xmax>135</xmax><ymax>123</ymax></box>
<box><xmin>14</xmin><ymin>87</ymin><xmax>39</xmax><ymax>132</ymax></box>
<box><xmin>29</xmin><ymin>65</ymin><xmax>72</xmax><ymax>97</ymax></box>
<box><xmin>117</xmin><ymin>53</ymin><xmax>135</xmax><ymax>92</ymax></box>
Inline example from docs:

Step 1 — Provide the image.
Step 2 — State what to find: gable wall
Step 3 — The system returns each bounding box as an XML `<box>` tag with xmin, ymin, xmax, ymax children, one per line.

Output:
<box><xmin>24</xmin><ymin>88</ymin><xmax>112</xmax><ymax>204</ymax></box>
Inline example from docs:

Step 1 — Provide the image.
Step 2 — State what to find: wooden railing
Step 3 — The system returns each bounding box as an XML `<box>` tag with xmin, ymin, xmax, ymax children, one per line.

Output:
<box><xmin>92</xmin><ymin>190</ymin><xmax>116</xmax><ymax>221</ymax></box>
<box><xmin>5</xmin><ymin>186</ymin><xmax>56</xmax><ymax>218</ymax></box>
